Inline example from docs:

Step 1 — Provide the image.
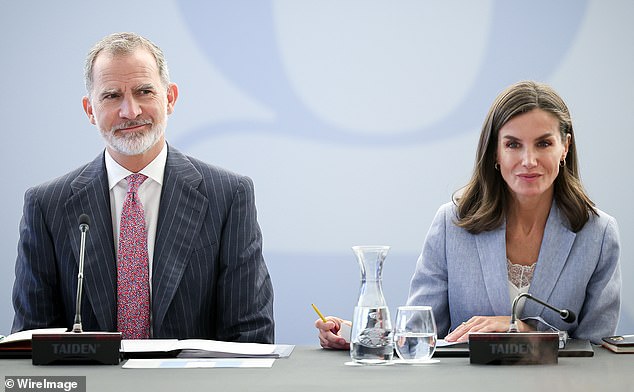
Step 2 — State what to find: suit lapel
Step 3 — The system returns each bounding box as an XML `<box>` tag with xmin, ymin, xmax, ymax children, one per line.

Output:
<box><xmin>475</xmin><ymin>224</ymin><xmax>511</xmax><ymax>315</ymax></box>
<box><xmin>525</xmin><ymin>202</ymin><xmax>576</xmax><ymax>317</ymax></box>
<box><xmin>65</xmin><ymin>152</ymin><xmax>117</xmax><ymax>331</ymax></box>
<box><xmin>152</xmin><ymin>146</ymin><xmax>207</xmax><ymax>332</ymax></box>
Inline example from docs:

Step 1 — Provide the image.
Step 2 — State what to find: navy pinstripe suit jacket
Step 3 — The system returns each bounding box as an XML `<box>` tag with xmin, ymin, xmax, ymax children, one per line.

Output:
<box><xmin>12</xmin><ymin>145</ymin><xmax>274</xmax><ymax>343</ymax></box>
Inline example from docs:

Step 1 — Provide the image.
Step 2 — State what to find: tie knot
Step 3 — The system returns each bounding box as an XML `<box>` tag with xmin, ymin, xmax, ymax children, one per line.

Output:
<box><xmin>126</xmin><ymin>173</ymin><xmax>148</xmax><ymax>193</ymax></box>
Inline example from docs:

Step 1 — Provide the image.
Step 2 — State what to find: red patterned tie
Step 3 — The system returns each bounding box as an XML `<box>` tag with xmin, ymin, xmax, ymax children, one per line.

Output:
<box><xmin>117</xmin><ymin>173</ymin><xmax>150</xmax><ymax>339</ymax></box>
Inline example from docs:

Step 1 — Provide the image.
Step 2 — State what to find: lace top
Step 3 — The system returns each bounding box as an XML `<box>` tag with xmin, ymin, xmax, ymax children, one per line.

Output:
<box><xmin>507</xmin><ymin>259</ymin><xmax>536</xmax><ymax>289</ymax></box>
<box><xmin>507</xmin><ymin>259</ymin><xmax>536</xmax><ymax>316</ymax></box>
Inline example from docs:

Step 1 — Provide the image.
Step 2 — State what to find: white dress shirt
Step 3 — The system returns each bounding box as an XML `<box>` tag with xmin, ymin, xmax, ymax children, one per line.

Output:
<box><xmin>105</xmin><ymin>143</ymin><xmax>167</xmax><ymax>284</ymax></box>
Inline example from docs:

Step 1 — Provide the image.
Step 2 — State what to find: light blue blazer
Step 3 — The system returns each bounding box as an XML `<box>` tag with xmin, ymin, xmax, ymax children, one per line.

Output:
<box><xmin>406</xmin><ymin>201</ymin><xmax>621</xmax><ymax>344</ymax></box>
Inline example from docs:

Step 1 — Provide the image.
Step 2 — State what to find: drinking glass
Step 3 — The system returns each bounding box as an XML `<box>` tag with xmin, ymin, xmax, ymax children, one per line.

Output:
<box><xmin>394</xmin><ymin>306</ymin><xmax>437</xmax><ymax>363</ymax></box>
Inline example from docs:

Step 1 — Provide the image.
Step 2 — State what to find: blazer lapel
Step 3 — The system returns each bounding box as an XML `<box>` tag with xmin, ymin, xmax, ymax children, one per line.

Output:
<box><xmin>475</xmin><ymin>224</ymin><xmax>511</xmax><ymax>315</ymax></box>
<box><xmin>64</xmin><ymin>152</ymin><xmax>117</xmax><ymax>331</ymax></box>
<box><xmin>152</xmin><ymin>146</ymin><xmax>207</xmax><ymax>332</ymax></box>
<box><xmin>525</xmin><ymin>202</ymin><xmax>576</xmax><ymax>317</ymax></box>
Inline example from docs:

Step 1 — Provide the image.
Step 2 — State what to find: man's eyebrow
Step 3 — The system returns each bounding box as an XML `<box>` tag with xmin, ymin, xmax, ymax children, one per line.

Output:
<box><xmin>99</xmin><ymin>88</ymin><xmax>121</xmax><ymax>97</ymax></box>
<box><xmin>135</xmin><ymin>83</ymin><xmax>156</xmax><ymax>91</ymax></box>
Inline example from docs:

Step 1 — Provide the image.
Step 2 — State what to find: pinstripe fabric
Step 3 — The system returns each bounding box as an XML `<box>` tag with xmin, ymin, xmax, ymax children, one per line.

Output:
<box><xmin>12</xmin><ymin>145</ymin><xmax>275</xmax><ymax>343</ymax></box>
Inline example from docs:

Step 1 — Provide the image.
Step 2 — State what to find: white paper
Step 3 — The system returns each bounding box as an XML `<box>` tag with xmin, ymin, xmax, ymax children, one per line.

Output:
<box><xmin>172</xmin><ymin>339</ymin><xmax>275</xmax><ymax>356</ymax></box>
<box><xmin>120</xmin><ymin>339</ymin><xmax>179</xmax><ymax>353</ymax></box>
<box><xmin>121</xmin><ymin>338</ymin><xmax>293</xmax><ymax>358</ymax></box>
<box><xmin>0</xmin><ymin>328</ymin><xmax>68</xmax><ymax>344</ymax></box>
<box><xmin>122</xmin><ymin>358</ymin><xmax>275</xmax><ymax>369</ymax></box>
<box><xmin>436</xmin><ymin>339</ymin><xmax>465</xmax><ymax>347</ymax></box>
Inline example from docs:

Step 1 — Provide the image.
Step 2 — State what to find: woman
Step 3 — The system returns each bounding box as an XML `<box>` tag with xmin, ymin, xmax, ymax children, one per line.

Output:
<box><xmin>317</xmin><ymin>81</ymin><xmax>621</xmax><ymax>348</ymax></box>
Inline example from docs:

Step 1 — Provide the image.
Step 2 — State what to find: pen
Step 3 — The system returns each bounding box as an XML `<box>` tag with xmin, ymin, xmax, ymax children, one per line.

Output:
<box><xmin>312</xmin><ymin>303</ymin><xmax>350</xmax><ymax>342</ymax></box>
<box><xmin>311</xmin><ymin>303</ymin><xmax>328</xmax><ymax>323</ymax></box>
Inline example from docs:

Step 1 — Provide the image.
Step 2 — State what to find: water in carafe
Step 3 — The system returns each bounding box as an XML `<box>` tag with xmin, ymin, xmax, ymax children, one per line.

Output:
<box><xmin>349</xmin><ymin>246</ymin><xmax>393</xmax><ymax>364</ymax></box>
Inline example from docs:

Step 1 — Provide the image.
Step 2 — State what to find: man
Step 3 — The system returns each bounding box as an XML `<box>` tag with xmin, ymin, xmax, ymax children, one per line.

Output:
<box><xmin>11</xmin><ymin>32</ymin><xmax>274</xmax><ymax>343</ymax></box>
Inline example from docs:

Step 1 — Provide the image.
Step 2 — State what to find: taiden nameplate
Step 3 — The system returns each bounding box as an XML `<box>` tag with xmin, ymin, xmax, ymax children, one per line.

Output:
<box><xmin>32</xmin><ymin>332</ymin><xmax>121</xmax><ymax>365</ymax></box>
<box><xmin>468</xmin><ymin>332</ymin><xmax>558</xmax><ymax>365</ymax></box>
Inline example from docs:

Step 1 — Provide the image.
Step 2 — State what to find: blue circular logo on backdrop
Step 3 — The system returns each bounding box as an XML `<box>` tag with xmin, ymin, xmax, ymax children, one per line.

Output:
<box><xmin>175</xmin><ymin>0</ymin><xmax>587</xmax><ymax>147</ymax></box>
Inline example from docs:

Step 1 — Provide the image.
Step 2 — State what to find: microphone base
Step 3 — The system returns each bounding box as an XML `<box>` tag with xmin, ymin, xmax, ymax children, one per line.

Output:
<box><xmin>32</xmin><ymin>332</ymin><xmax>122</xmax><ymax>365</ymax></box>
<box><xmin>468</xmin><ymin>332</ymin><xmax>559</xmax><ymax>365</ymax></box>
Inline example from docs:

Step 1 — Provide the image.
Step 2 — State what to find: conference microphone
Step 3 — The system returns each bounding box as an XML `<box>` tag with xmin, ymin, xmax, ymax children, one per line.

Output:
<box><xmin>468</xmin><ymin>293</ymin><xmax>573</xmax><ymax>365</ymax></box>
<box><xmin>71</xmin><ymin>214</ymin><xmax>90</xmax><ymax>333</ymax></box>
<box><xmin>508</xmin><ymin>292</ymin><xmax>576</xmax><ymax>333</ymax></box>
<box><xmin>31</xmin><ymin>214</ymin><xmax>122</xmax><ymax>365</ymax></box>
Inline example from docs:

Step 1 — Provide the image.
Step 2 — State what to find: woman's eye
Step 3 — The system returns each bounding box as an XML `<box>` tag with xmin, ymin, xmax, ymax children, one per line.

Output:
<box><xmin>506</xmin><ymin>142</ymin><xmax>519</xmax><ymax>148</ymax></box>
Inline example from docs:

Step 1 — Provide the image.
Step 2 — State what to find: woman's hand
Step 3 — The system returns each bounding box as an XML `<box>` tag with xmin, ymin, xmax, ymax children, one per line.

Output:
<box><xmin>444</xmin><ymin>316</ymin><xmax>532</xmax><ymax>342</ymax></box>
<box><xmin>315</xmin><ymin>316</ymin><xmax>351</xmax><ymax>350</ymax></box>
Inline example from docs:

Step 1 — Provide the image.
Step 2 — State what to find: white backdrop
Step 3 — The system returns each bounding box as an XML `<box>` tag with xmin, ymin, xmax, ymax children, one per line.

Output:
<box><xmin>1</xmin><ymin>0</ymin><xmax>632</xmax><ymax>344</ymax></box>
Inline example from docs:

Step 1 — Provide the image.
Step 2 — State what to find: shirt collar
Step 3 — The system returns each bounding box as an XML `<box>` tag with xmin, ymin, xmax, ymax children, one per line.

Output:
<box><xmin>105</xmin><ymin>142</ymin><xmax>168</xmax><ymax>190</ymax></box>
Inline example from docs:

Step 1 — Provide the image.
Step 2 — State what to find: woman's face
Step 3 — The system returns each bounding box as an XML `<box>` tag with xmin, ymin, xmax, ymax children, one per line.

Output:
<box><xmin>496</xmin><ymin>108</ymin><xmax>570</xmax><ymax>204</ymax></box>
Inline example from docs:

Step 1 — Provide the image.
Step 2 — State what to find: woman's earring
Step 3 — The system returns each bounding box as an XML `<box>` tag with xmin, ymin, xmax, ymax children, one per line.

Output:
<box><xmin>560</xmin><ymin>159</ymin><xmax>566</xmax><ymax>167</ymax></box>
<box><xmin>494</xmin><ymin>162</ymin><xmax>500</xmax><ymax>171</ymax></box>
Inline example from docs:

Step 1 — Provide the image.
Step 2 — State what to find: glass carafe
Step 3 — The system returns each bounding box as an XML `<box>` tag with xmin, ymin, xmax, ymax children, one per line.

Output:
<box><xmin>350</xmin><ymin>245</ymin><xmax>393</xmax><ymax>364</ymax></box>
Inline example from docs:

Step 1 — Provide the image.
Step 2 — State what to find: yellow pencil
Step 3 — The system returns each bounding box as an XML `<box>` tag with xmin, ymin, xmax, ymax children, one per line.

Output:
<box><xmin>311</xmin><ymin>303</ymin><xmax>328</xmax><ymax>323</ymax></box>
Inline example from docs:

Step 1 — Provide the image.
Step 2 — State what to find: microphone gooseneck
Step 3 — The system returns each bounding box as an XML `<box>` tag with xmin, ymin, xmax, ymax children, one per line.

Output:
<box><xmin>508</xmin><ymin>292</ymin><xmax>576</xmax><ymax>333</ymax></box>
<box><xmin>32</xmin><ymin>213</ymin><xmax>121</xmax><ymax>365</ymax></box>
<box><xmin>72</xmin><ymin>214</ymin><xmax>91</xmax><ymax>333</ymax></box>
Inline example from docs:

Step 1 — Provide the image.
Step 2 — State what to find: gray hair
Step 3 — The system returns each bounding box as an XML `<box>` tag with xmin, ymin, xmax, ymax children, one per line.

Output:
<box><xmin>84</xmin><ymin>32</ymin><xmax>170</xmax><ymax>97</ymax></box>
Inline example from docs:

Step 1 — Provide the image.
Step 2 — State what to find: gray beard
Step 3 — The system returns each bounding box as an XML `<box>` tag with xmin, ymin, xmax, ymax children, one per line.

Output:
<box><xmin>100</xmin><ymin>120</ymin><xmax>165</xmax><ymax>156</ymax></box>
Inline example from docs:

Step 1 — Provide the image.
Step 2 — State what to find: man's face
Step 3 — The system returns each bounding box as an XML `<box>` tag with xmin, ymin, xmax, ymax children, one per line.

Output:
<box><xmin>82</xmin><ymin>48</ymin><xmax>177</xmax><ymax>156</ymax></box>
